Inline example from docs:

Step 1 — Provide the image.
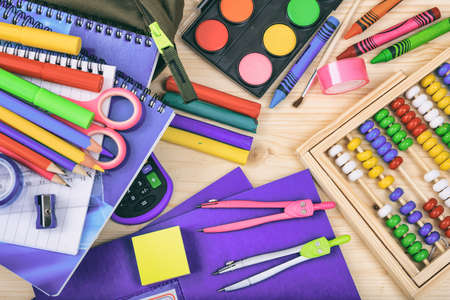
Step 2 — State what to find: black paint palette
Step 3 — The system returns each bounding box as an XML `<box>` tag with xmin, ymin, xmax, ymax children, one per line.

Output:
<box><xmin>182</xmin><ymin>0</ymin><xmax>343</xmax><ymax>98</ymax></box>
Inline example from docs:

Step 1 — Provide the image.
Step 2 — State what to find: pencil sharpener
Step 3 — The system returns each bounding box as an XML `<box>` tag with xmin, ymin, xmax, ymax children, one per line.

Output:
<box><xmin>35</xmin><ymin>194</ymin><xmax>57</xmax><ymax>229</ymax></box>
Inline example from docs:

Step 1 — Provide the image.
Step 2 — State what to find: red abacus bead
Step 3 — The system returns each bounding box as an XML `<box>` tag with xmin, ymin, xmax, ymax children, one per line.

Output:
<box><xmin>439</xmin><ymin>216</ymin><xmax>450</xmax><ymax>230</ymax></box>
<box><xmin>389</xmin><ymin>156</ymin><xmax>403</xmax><ymax>169</ymax></box>
<box><xmin>395</xmin><ymin>104</ymin><xmax>410</xmax><ymax>117</ymax></box>
<box><xmin>406</xmin><ymin>118</ymin><xmax>421</xmax><ymax>131</ymax></box>
<box><xmin>423</xmin><ymin>198</ymin><xmax>437</xmax><ymax>211</ymax></box>
<box><xmin>412</xmin><ymin>124</ymin><xmax>427</xmax><ymax>137</ymax></box>
<box><xmin>401</xmin><ymin>111</ymin><xmax>415</xmax><ymax>124</ymax></box>
<box><xmin>391</xmin><ymin>98</ymin><xmax>405</xmax><ymax>109</ymax></box>
<box><xmin>430</xmin><ymin>205</ymin><xmax>444</xmax><ymax>218</ymax></box>
<box><xmin>446</xmin><ymin>228</ymin><xmax>450</xmax><ymax>238</ymax></box>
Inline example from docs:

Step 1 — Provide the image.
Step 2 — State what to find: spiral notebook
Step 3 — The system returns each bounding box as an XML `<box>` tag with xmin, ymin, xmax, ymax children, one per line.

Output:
<box><xmin>0</xmin><ymin>52</ymin><xmax>174</xmax><ymax>296</ymax></box>
<box><xmin>0</xmin><ymin>0</ymin><xmax>159</xmax><ymax>88</ymax></box>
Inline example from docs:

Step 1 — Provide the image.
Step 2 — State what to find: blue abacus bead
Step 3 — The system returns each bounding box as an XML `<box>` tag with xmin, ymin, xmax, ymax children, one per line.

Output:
<box><xmin>407</xmin><ymin>211</ymin><xmax>422</xmax><ymax>224</ymax></box>
<box><xmin>359</xmin><ymin>120</ymin><xmax>374</xmax><ymax>134</ymax></box>
<box><xmin>419</xmin><ymin>223</ymin><xmax>432</xmax><ymax>237</ymax></box>
<box><xmin>377</xmin><ymin>142</ymin><xmax>392</xmax><ymax>156</ymax></box>
<box><xmin>424</xmin><ymin>231</ymin><xmax>440</xmax><ymax>245</ymax></box>
<box><xmin>400</xmin><ymin>201</ymin><xmax>416</xmax><ymax>215</ymax></box>
<box><xmin>445</xmin><ymin>74</ymin><xmax>450</xmax><ymax>86</ymax></box>
<box><xmin>437</xmin><ymin>63</ymin><xmax>450</xmax><ymax>77</ymax></box>
<box><xmin>366</xmin><ymin>128</ymin><xmax>380</xmax><ymax>142</ymax></box>
<box><xmin>371</xmin><ymin>136</ymin><xmax>386</xmax><ymax>149</ymax></box>
<box><xmin>389</xmin><ymin>188</ymin><xmax>404</xmax><ymax>202</ymax></box>
<box><xmin>383</xmin><ymin>149</ymin><xmax>398</xmax><ymax>163</ymax></box>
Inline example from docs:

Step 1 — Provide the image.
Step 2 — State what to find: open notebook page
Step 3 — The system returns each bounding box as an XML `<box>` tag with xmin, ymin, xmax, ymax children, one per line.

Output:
<box><xmin>0</xmin><ymin>49</ymin><xmax>116</xmax><ymax>255</ymax></box>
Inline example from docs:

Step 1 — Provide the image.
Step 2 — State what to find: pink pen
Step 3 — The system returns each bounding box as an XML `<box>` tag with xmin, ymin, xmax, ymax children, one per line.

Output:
<box><xmin>337</xmin><ymin>7</ymin><xmax>441</xmax><ymax>60</ymax></box>
<box><xmin>199</xmin><ymin>199</ymin><xmax>335</xmax><ymax>233</ymax></box>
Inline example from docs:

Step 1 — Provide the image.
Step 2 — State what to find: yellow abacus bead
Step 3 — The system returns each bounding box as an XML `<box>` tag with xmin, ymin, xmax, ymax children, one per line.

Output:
<box><xmin>417</xmin><ymin>131</ymin><xmax>432</xmax><ymax>145</ymax></box>
<box><xmin>435</xmin><ymin>151</ymin><xmax>449</xmax><ymax>165</ymax></box>
<box><xmin>357</xmin><ymin>150</ymin><xmax>372</xmax><ymax>162</ymax></box>
<box><xmin>362</xmin><ymin>157</ymin><xmax>378</xmax><ymax>169</ymax></box>
<box><xmin>368</xmin><ymin>165</ymin><xmax>384</xmax><ymax>178</ymax></box>
<box><xmin>432</xmin><ymin>88</ymin><xmax>447</xmax><ymax>102</ymax></box>
<box><xmin>378</xmin><ymin>175</ymin><xmax>394</xmax><ymax>189</ymax></box>
<box><xmin>437</xmin><ymin>96</ymin><xmax>450</xmax><ymax>109</ymax></box>
<box><xmin>425</xmin><ymin>81</ymin><xmax>441</xmax><ymax>95</ymax></box>
<box><xmin>347</xmin><ymin>138</ymin><xmax>361</xmax><ymax>151</ymax></box>
<box><xmin>440</xmin><ymin>159</ymin><xmax>450</xmax><ymax>171</ymax></box>
<box><xmin>429</xmin><ymin>144</ymin><xmax>444</xmax><ymax>158</ymax></box>
<box><xmin>423</xmin><ymin>137</ymin><xmax>438</xmax><ymax>151</ymax></box>
<box><xmin>445</xmin><ymin>105</ymin><xmax>450</xmax><ymax>116</ymax></box>
<box><xmin>420</xmin><ymin>73</ymin><xmax>435</xmax><ymax>88</ymax></box>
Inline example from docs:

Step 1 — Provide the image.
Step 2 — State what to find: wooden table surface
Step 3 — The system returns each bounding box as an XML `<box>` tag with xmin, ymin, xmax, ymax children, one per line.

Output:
<box><xmin>1</xmin><ymin>0</ymin><xmax>449</xmax><ymax>299</ymax></box>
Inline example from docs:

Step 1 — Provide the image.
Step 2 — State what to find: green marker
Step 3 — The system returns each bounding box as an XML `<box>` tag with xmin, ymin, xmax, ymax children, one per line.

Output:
<box><xmin>371</xmin><ymin>17</ymin><xmax>450</xmax><ymax>64</ymax></box>
<box><xmin>0</xmin><ymin>68</ymin><xmax>94</xmax><ymax>129</ymax></box>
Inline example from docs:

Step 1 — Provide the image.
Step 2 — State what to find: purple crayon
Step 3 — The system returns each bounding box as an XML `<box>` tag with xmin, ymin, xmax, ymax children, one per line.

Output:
<box><xmin>338</xmin><ymin>7</ymin><xmax>441</xmax><ymax>60</ymax></box>
<box><xmin>270</xmin><ymin>16</ymin><xmax>340</xmax><ymax>108</ymax></box>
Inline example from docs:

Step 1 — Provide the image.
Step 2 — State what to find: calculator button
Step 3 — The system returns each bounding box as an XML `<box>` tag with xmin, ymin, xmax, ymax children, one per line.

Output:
<box><xmin>142</xmin><ymin>164</ymin><xmax>153</xmax><ymax>175</ymax></box>
<box><xmin>146</xmin><ymin>172</ymin><xmax>162</xmax><ymax>189</ymax></box>
<box><xmin>130</xmin><ymin>194</ymin><xmax>138</xmax><ymax>202</ymax></box>
<box><xmin>135</xmin><ymin>195</ymin><xmax>156</xmax><ymax>211</ymax></box>
<box><xmin>139</xmin><ymin>187</ymin><xmax>150</xmax><ymax>196</ymax></box>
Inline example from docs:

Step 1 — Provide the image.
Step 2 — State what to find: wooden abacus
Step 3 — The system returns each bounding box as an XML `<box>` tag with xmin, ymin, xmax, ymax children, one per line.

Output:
<box><xmin>296</xmin><ymin>49</ymin><xmax>450</xmax><ymax>298</ymax></box>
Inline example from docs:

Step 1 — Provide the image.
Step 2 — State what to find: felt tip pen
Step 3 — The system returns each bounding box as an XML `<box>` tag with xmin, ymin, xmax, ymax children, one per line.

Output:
<box><xmin>338</xmin><ymin>7</ymin><xmax>441</xmax><ymax>60</ymax></box>
<box><xmin>371</xmin><ymin>17</ymin><xmax>450</xmax><ymax>64</ymax></box>
<box><xmin>270</xmin><ymin>16</ymin><xmax>340</xmax><ymax>109</ymax></box>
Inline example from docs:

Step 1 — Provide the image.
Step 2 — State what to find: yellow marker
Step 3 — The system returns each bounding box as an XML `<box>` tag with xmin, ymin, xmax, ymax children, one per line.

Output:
<box><xmin>132</xmin><ymin>226</ymin><xmax>190</xmax><ymax>286</ymax></box>
<box><xmin>0</xmin><ymin>22</ymin><xmax>81</xmax><ymax>55</ymax></box>
<box><xmin>162</xmin><ymin>127</ymin><xmax>250</xmax><ymax>165</ymax></box>
<box><xmin>263</xmin><ymin>24</ymin><xmax>297</xmax><ymax>57</ymax></box>
<box><xmin>0</xmin><ymin>106</ymin><xmax>103</xmax><ymax>172</ymax></box>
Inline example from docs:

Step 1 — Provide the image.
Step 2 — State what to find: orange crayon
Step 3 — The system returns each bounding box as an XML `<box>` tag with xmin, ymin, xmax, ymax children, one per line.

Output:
<box><xmin>344</xmin><ymin>0</ymin><xmax>404</xmax><ymax>39</ymax></box>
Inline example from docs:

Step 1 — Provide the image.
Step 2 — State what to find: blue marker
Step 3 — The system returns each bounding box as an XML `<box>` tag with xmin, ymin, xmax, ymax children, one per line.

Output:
<box><xmin>270</xmin><ymin>16</ymin><xmax>340</xmax><ymax>108</ymax></box>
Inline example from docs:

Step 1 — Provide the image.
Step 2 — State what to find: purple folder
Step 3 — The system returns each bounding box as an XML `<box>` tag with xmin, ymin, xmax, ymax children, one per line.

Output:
<box><xmin>34</xmin><ymin>169</ymin><xmax>360</xmax><ymax>300</ymax></box>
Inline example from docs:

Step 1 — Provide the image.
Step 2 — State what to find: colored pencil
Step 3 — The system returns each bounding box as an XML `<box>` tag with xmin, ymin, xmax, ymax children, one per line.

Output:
<box><xmin>0</xmin><ymin>106</ymin><xmax>104</xmax><ymax>172</ymax></box>
<box><xmin>338</xmin><ymin>8</ymin><xmax>441</xmax><ymax>60</ymax></box>
<box><xmin>344</xmin><ymin>0</ymin><xmax>404</xmax><ymax>39</ymax></box>
<box><xmin>0</xmin><ymin>90</ymin><xmax>112</xmax><ymax>157</ymax></box>
<box><xmin>0</xmin><ymin>132</ymin><xmax>63</xmax><ymax>174</ymax></box>
<box><xmin>0</xmin><ymin>145</ymin><xmax>68</xmax><ymax>186</ymax></box>
<box><xmin>0</xmin><ymin>122</ymin><xmax>87</xmax><ymax>176</ymax></box>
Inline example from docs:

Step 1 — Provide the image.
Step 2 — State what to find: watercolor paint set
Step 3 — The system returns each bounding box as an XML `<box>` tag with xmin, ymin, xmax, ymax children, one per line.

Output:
<box><xmin>182</xmin><ymin>0</ymin><xmax>343</xmax><ymax>98</ymax></box>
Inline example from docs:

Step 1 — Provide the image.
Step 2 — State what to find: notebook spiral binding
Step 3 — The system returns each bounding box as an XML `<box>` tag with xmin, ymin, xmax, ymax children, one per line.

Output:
<box><xmin>0</xmin><ymin>0</ymin><xmax>165</xmax><ymax>112</ymax></box>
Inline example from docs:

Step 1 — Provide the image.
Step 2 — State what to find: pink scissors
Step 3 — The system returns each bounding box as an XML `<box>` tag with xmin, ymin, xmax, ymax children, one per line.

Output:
<box><xmin>58</xmin><ymin>88</ymin><xmax>142</xmax><ymax>170</ymax></box>
<box><xmin>199</xmin><ymin>199</ymin><xmax>335</xmax><ymax>233</ymax></box>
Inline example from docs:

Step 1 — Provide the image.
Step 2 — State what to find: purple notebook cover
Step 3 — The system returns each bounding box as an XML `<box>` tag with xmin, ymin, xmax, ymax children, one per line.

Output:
<box><xmin>0</xmin><ymin>0</ymin><xmax>159</xmax><ymax>86</ymax></box>
<box><xmin>34</xmin><ymin>169</ymin><xmax>360</xmax><ymax>300</ymax></box>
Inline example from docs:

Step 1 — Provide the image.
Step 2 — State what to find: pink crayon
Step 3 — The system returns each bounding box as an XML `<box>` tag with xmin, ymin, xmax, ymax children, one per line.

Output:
<box><xmin>338</xmin><ymin>7</ymin><xmax>441</xmax><ymax>60</ymax></box>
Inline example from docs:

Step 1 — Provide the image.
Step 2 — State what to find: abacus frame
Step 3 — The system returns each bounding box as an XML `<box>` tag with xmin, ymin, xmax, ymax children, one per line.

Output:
<box><xmin>296</xmin><ymin>49</ymin><xmax>450</xmax><ymax>298</ymax></box>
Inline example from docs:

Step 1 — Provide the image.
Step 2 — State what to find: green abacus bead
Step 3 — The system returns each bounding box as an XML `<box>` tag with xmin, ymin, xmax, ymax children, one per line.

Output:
<box><xmin>401</xmin><ymin>233</ymin><xmax>416</xmax><ymax>248</ymax></box>
<box><xmin>407</xmin><ymin>241</ymin><xmax>422</xmax><ymax>255</ymax></box>
<box><xmin>413</xmin><ymin>249</ymin><xmax>429</xmax><ymax>262</ymax></box>
<box><xmin>393</xmin><ymin>224</ymin><xmax>408</xmax><ymax>238</ymax></box>
<box><xmin>392</xmin><ymin>130</ymin><xmax>407</xmax><ymax>144</ymax></box>
<box><xmin>435</xmin><ymin>124</ymin><xmax>449</xmax><ymax>136</ymax></box>
<box><xmin>442</xmin><ymin>132</ymin><xmax>450</xmax><ymax>144</ymax></box>
<box><xmin>374</xmin><ymin>109</ymin><xmax>389</xmax><ymax>123</ymax></box>
<box><xmin>398</xmin><ymin>138</ymin><xmax>413</xmax><ymax>151</ymax></box>
<box><xmin>386</xmin><ymin>215</ymin><xmax>401</xmax><ymax>228</ymax></box>
<box><xmin>379</xmin><ymin>116</ymin><xmax>395</xmax><ymax>129</ymax></box>
<box><xmin>386</xmin><ymin>123</ymin><xmax>401</xmax><ymax>137</ymax></box>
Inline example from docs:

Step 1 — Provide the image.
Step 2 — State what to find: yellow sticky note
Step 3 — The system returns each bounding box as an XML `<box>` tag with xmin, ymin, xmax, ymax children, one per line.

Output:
<box><xmin>132</xmin><ymin>226</ymin><xmax>190</xmax><ymax>286</ymax></box>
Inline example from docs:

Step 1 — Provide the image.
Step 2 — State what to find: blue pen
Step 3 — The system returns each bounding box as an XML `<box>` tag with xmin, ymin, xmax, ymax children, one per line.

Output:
<box><xmin>270</xmin><ymin>16</ymin><xmax>340</xmax><ymax>108</ymax></box>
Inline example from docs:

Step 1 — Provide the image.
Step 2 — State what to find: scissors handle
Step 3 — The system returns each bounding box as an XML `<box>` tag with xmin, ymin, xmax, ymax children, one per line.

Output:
<box><xmin>65</xmin><ymin>88</ymin><xmax>142</xmax><ymax>130</ymax></box>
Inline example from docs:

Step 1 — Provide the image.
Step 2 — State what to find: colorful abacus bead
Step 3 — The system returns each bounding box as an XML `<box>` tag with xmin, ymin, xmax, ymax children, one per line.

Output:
<box><xmin>328</xmin><ymin>145</ymin><xmax>363</xmax><ymax>182</ymax></box>
<box><xmin>436</xmin><ymin>63</ymin><xmax>450</xmax><ymax>86</ymax></box>
<box><xmin>435</xmin><ymin>124</ymin><xmax>450</xmax><ymax>147</ymax></box>
<box><xmin>423</xmin><ymin>170</ymin><xmax>450</xmax><ymax>206</ymax></box>
<box><xmin>373</xmin><ymin>107</ymin><xmax>413</xmax><ymax>151</ymax></box>
<box><xmin>385</xmin><ymin>215</ymin><xmax>429</xmax><ymax>262</ymax></box>
<box><xmin>416</xmin><ymin>72</ymin><xmax>450</xmax><ymax>116</ymax></box>
<box><xmin>403</xmin><ymin>86</ymin><xmax>445</xmax><ymax>129</ymax></box>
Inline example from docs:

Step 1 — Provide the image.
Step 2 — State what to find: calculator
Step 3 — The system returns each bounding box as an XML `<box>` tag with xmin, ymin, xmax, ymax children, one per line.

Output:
<box><xmin>112</xmin><ymin>153</ymin><xmax>173</xmax><ymax>225</ymax></box>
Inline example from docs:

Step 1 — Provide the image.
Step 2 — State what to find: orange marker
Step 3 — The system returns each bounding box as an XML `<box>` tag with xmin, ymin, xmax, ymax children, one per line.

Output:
<box><xmin>344</xmin><ymin>0</ymin><xmax>404</xmax><ymax>39</ymax></box>
<box><xmin>0</xmin><ymin>132</ymin><xmax>64</xmax><ymax>174</ymax></box>
<box><xmin>0</xmin><ymin>145</ymin><xmax>68</xmax><ymax>186</ymax></box>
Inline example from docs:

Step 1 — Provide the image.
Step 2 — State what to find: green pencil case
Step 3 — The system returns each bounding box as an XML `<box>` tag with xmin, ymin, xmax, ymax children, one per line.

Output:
<box><xmin>162</xmin><ymin>92</ymin><xmax>258</xmax><ymax>133</ymax></box>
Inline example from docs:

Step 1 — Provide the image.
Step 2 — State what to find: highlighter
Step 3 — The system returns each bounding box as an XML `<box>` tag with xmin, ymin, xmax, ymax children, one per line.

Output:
<box><xmin>0</xmin><ymin>68</ymin><xmax>94</xmax><ymax>129</ymax></box>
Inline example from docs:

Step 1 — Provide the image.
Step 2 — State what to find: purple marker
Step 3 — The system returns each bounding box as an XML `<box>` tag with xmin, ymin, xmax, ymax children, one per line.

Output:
<box><xmin>0</xmin><ymin>90</ymin><xmax>112</xmax><ymax>157</ymax></box>
<box><xmin>170</xmin><ymin>114</ymin><xmax>253</xmax><ymax>151</ymax></box>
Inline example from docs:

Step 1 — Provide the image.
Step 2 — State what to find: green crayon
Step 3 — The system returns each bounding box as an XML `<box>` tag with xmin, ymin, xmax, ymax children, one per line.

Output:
<box><xmin>371</xmin><ymin>17</ymin><xmax>450</xmax><ymax>64</ymax></box>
